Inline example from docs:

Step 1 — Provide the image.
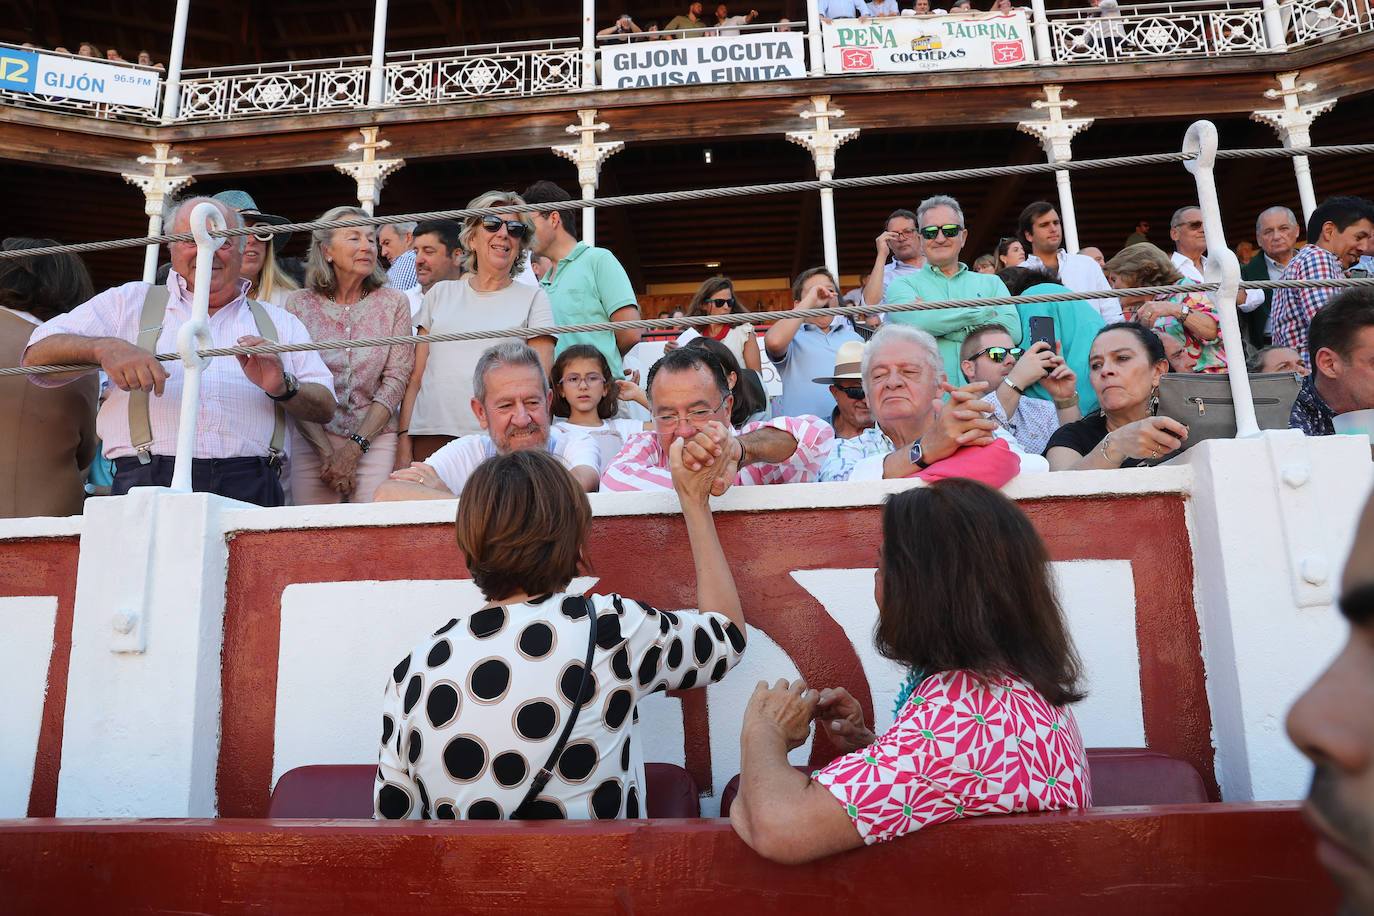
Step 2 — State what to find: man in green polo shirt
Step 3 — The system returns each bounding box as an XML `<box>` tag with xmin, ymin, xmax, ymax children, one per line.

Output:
<box><xmin>885</xmin><ymin>194</ymin><xmax>1022</xmax><ymax>383</ymax></box>
<box><xmin>522</xmin><ymin>181</ymin><xmax>642</xmax><ymax>382</ymax></box>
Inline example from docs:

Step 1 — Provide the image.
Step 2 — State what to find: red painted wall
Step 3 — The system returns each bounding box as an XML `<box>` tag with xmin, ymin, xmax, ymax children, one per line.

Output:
<box><xmin>0</xmin><ymin>537</ymin><xmax>79</xmax><ymax>817</ymax></box>
<box><xmin>0</xmin><ymin>804</ymin><xmax>1337</xmax><ymax>914</ymax></box>
<box><xmin>218</xmin><ymin>493</ymin><xmax>1215</xmax><ymax>817</ymax></box>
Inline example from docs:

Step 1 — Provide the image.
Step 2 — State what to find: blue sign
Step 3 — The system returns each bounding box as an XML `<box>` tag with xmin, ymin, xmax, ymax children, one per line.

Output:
<box><xmin>0</xmin><ymin>49</ymin><xmax>39</xmax><ymax>93</ymax></box>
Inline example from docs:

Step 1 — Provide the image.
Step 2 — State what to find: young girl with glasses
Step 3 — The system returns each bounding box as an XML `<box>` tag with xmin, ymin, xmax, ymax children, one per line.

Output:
<box><xmin>551</xmin><ymin>344</ymin><xmax>649</xmax><ymax>472</ymax></box>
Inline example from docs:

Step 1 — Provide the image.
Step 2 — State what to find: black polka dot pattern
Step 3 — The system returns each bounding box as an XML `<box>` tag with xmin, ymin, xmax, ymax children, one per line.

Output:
<box><xmin>373</xmin><ymin>593</ymin><xmax>746</xmax><ymax>820</ymax></box>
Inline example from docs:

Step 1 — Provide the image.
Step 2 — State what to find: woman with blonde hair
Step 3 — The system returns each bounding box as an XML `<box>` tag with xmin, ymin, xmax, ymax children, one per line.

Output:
<box><xmin>283</xmin><ymin>205</ymin><xmax>414</xmax><ymax>503</ymax></box>
<box><xmin>1105</xmin><ymin>242</ymin><xmax>1226</xmax><ymax>373</ymax></box>
<box><xmin>397</xmin><ymin>191</ymin><xmax>556</xmax><ymax>468</ymax></box>
<box><xmin>211</xmin><ymin>190</ymin><xmax>299</xmax><ymax>307</ymax></box>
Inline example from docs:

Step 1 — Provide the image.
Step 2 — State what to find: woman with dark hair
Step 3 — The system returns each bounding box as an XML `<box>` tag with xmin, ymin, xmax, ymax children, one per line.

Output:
<box><xmin>284</xmin><ymin>206</ymin><xmax>414</xmax><ymax>503</ymax></box>
<box><xmin>1105</xmin><ymin>243</ymin><xmax>1226</xmax><ymax>373</ymax></box>
<box><xmin>550</xmin><ymin>343</ymin><xmax>647</xmax><ymax>471</ymax></box>
<box><xmin>996</xmin><ymin>236</ymin><xmax>1026</xmax><ymax>269</ymax></box>
<box><xmin>686</xmin><ymin>277</ymin><xmax>763</xmax><ymax>373</ymax></box>
<box><xmin>686</xmin><ymin>336</ymin><xmax>767</xmax><ymax>426</ymax></box>
<box><xmin>1044</xmin><ymin>322</ymin><xmax>1190</xmax><ymax>469</ymax></box>
<box><xmin>729</xmin><ymin>479</ymin><xmax>1089</xmax><ymax>864</ymax></box>
<box><xmin>0</xmin><ymin>238</ymin><xmax>98</xmax><ymax>517</ymax></box>
<box><xmin>376</xmin><ymin>447</ymin><xmax>747</xmax><ymax>820</ymax></box>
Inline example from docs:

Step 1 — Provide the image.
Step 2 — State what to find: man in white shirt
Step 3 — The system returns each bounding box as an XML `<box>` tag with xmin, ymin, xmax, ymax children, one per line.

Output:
<box><xmin>1168</xmin><ymin>204</ymin><xmax>1265</xmax><ymax>314</ymax></box>
<box><xmin>1018</xmin><ymin>200</ymin><xmax>1123</xmax><ymax>322</ymax></box>
<box><xmin>377</xmin><ymin>342</ymin><xmax>599</xmax><ymax>500</ymax></box>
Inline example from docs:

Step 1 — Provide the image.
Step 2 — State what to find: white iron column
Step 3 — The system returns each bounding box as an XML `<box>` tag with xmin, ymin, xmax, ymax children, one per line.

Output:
<box><xmin>551</xmin><ymin>110</ymin><xmax>624</xmax><ymax>248</ymax></box>
<box><xmin>1250</xmin><ymin>71</ymin><xmax>1337</xmax><ymax>224</ymax></box>
<box><xmin>787</xmin><ymin>96</ymin><xmax>859</xmax><ymax>277</ymax></box>
<box><xmin>1018</xmin><ymin>84</ymin><xmax>1092</xmax><ymax>254</ymax></box>
<box><xmin>121</xmin><ymin>143</ymin><xmax>196</xmax><ymax>283</ymax></box>
<box><xmin>160</xmin><ymin>0</ymin><xmax>191</xmax><ymax>120</ymax></box>
<box><xmin>334</xmin><ymin>127</ymin><xmax>405</xmax><ymax>216</ymax></box>
<box><xmin>368</xmin><ymin>0</ymin><xmax>390</xmax><ymax>106</ymax></box>
<box><xmin>1260</xmin><ymin>0</ymin><xmax>1288</xmax><ymax>51</ymax></box>
<box><xmin>806</xmin><ymin>0</ymin><xmax>823</xmax><ymax>76</ymax></box>
<box><xmin>1029</xmin><ymin>0</ymin><xmax>1053</xmax><ymax>62</ymax></box>
<box><xmin>582</xmin><ymin>0</ymin><xmax>596</xmax><ymax>90</ymax></box>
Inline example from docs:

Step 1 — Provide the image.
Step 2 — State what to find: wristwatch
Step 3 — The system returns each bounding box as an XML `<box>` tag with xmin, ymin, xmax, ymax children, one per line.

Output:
<box><xmin>268</xmin><ymin>372</ymin><xmax>299</xmax><ymax>402</ymax></box>
<box><xmin>908</xmin><ymin>440</ymin><xmax>930</xmax><ymax>470</ymax></box>
<box><xmin>349</xmin><ymin>433</ymin><xmax>371</xmax><ymax>453</ymax></box>
<box><xmin>1179</xmin><ymin>303</ymin><xmax>1193</xmax><ymax>320</ymax></box>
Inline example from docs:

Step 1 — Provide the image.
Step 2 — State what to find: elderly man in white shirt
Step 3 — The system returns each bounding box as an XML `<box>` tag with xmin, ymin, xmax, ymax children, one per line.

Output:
<box><xmin>1168</xmin><ymin>204</ymin><xmax>1266</xmax><ymax>314</ymax></box>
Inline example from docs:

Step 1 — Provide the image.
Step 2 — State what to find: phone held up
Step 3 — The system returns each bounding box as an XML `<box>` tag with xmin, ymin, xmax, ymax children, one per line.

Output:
<box><xmin>1028</xmin><ymin>315</ymin><xmax>1055</xmax><ymax>349</ymax></box>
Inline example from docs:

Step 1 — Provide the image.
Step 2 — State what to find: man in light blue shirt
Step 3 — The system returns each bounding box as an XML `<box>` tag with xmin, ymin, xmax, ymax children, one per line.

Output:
<box><xmin>885</xmin><ymin>194</ymin><xmax>1021</xmax><ymax>383</ymax></box>
<box><xmin>764</xmin><ymin>267</ymin><xmax>864</xmax><ymax>421</ymax></box>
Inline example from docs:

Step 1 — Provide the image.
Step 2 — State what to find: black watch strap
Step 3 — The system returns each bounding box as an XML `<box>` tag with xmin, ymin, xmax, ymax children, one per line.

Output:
<box><xmin>909</xmin><ymin>439</ymin><xmax>930</xmax><ymax>470</ymax></box>
<box><xmin>268</xmin><ymin>372</ymin><xmax>299</xmax><ymax>402</ymax></box>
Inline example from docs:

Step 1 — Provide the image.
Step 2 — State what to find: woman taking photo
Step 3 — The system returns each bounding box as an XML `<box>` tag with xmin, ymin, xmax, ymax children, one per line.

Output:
<box><xmin>1105</xmin><ymin>243</ymin><xmax>1226</xmax><ymax>373</ymax></box>
<box><xmin>284</xmin><ymin>206</ymin><xmax>414</xmax><ymax>503</ymax></box>
<box><xmin>375</xmin><ymin>446</ymin><xmax>747</xmax><ymax>820</ymax></box>
<box><xmin>729</xmin><ymin>479</ymin><xmax>1089</xmax><ymax>863</ymax></box>
<box><xmin>397</xmin><ymin>191</ymin><xmax>555</xmax><ymax>467</ymax></box>
<box><xmin>1044</xmin><ymin>322</ymin><xmax>1190</xmax><ymax>469</ymax></box>
<box><xmin>551</xmin><ymin>344</ymin><xmax>647</xmax><ymax>471</ymax></box>
<box><xmin>686</xmin><ymin>277</ymin><xmax>762</xmax><ymax>373</ymax></box>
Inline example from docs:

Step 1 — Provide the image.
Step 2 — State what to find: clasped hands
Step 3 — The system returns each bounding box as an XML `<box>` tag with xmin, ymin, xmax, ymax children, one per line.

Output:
<box><xmin>668</xmin><ymin>420</ymin><xmax>741</xmax><ymax>498</ymax></box>
<box><xmin>743</xmin><ymin>679</ymin><xmax>877</xmax><ymax>755</ymax></box>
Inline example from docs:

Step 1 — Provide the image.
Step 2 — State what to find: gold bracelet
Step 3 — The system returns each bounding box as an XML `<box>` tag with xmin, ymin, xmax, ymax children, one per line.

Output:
<box><xmin>1054</xmin><ymin>394</ymin><xmax>1079</xmax><ymax>409</ymax></box>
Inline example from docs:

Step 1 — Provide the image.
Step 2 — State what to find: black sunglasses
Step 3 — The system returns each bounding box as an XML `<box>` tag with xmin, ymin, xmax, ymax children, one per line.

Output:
<box><xmin>707</xmin><ymin>296</ymin><xmax>737</xmax><ymax>310</ymax></box>
<box><xmin>836</xmin><ymin>384</ymin><xmax>866</xmax><ymax>400</ymax></box>
<box><xmin>919</xmin><ymin>224</ymin><xmax>963</xmax><ymax>240</ymax></box>
<box><xmin>480</xmin><ymin>216</ymin><xmax>527</xmax><ymax>239</ymax></box>
<box><xmin>968</xmin><ymin>345</ymin><xmax>1024</xmax><ymax>363</ymax></box>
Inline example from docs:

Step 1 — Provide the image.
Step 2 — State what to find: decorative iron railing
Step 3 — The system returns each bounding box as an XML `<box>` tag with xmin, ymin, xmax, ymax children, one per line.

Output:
<box><xmin>1047</xmin><ymin>0</ymin><xmax>1270</xmax><ymax>62</ymax></box>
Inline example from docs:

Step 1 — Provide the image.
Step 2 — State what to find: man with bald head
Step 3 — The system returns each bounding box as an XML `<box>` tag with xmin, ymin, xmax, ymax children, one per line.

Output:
<box><xmin>23</xmin><ymin>194</ymin><xmax>335</xmax><ymax>506</ymax></box>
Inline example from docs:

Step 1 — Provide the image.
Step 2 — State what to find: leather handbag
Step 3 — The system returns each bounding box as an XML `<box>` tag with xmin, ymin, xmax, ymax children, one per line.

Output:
<box><xmin>1143</xmin><ymin>371</ymin><xmax>1302</xmax><ymax>464</ymax></box>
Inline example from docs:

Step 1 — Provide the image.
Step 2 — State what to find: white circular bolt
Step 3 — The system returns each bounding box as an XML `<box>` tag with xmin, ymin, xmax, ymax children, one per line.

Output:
<box><xmin>1281</xmin><ymin>464</ymin><xmax>1310</xmax><ymax>489</ymax></box>
<box><xmin>112</xmin><ymin>611</ymin><xmax>138</xmax><ymax>636</ymax></box>
<box><xmin>1300</xmin><ymin>557</ymin><xmax>1329</xmax><ymax>587</ymax></box>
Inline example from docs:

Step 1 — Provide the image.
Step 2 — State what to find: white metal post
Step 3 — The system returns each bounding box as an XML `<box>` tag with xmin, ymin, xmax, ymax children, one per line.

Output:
<box><xmin>171</xmin><ymin>202</ymin><xmax>223</xmax><ymax>493</ymax></box>
<box><xmin>551</xmin><ymin>110</ymin><xmax>624</xmax><ymax>250</ymax></box>
<box><xmin>582</xmin><ymin>0</ymin><xmax>597</xmax><ymax>89</ymax></box>
<box><xmin>1054</xmin><ymin>170</ymin><xmax>1081</xmax><ymax>254</ymax></box>
<box><xmin>806</xmin><ymin>0</ymin><xmax>824</xmax><ymax>77</ymax></box>
<box><xmin>1018</xmin><ymin>86</ymin><xmax>1092</xmax><ymax>254</ymax></box>
<box><xmin>787</xmin><ymin>97</ymin><xmax>859</xmax><ymax>279</ymax></box>
<box><xmin>1260</xmin><ymin>0</ymin><xmax>1288</xmax><ymax>51</ymax></box>
<box><xmin>819</xmin><ymin>179</ymin><xmax>840</xmax><ymax>276</ymax></box>
<box><xmin>368</xmin><ymin>0</ymin><xmax>390</xmax><ymax>106</ymax></box>
<box><xmin>160</xmin><ymin>0</ymin><xmax>191</xmax><ymax>120</ymax></box>
<box><xmin>1184</xmin><ymin>120</ymin><xmax>1260</xmax><ymax>439</ymax></box>
<box><xmin>1030</xmin><ymin>0</ymin><xmax>1053</xmax><ymax>62</ymax></box>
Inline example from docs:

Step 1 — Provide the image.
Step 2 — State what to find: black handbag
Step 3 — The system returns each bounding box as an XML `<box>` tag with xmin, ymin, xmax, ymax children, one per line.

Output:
<box><xmin>510</xmin><ymin>596</ymin><xmax>597</xmax><ymax>818</ymax></box>
<box><xmin>1143</xmin><ymin>371</ymin><xmax>1302</xmax><ymax>464</ymax></box>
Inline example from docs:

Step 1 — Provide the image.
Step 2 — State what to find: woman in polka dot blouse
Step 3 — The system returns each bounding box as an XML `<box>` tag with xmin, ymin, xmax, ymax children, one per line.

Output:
<box><xmin>375</xmin><ymin>438</ymin><xmax>746</xmax><ymax>820</ymax></box>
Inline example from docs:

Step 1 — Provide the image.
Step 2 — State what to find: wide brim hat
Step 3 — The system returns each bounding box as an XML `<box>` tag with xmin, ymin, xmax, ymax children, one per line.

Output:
<box><xmin>212</xmin><ymin>190</ymin><xmax>292</xmax><ymax>253</ymax></box>
<box><xmin>812</xmin><ymin>340</ymin><xmax>866</xmax><ymax>386</ymax></box>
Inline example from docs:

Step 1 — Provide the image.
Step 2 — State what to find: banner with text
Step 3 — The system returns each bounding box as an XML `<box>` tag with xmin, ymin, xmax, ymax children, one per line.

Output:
<box><xmin>0</xmin><ymin>48</ymin><xmax>160</xmax><ymax>109</ymax></box>
<box><xmin>601</xmin><ymin>33</ymin><xmax>806</xmax><ymax>89</ymax></box>
<box><xmin>823</xmin><ymin>13</ymin><xmax>1033</xmax><ymax>74</ymax></box>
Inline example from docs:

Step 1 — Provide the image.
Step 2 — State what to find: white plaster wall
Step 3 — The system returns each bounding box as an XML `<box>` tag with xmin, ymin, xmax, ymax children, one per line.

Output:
<box><xmin>0</xmin><ymin>596</ymin><xmax>58</xmax><ymax>817</ymax></box>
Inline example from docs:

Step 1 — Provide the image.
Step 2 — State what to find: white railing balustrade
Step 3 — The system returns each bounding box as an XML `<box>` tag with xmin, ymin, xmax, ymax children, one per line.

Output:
<box><xmin>1285</xmin><ymin>0</ymin><xmax>1372</xmax><ymax>43</ymax></box>
<box><xmin>1048</xmin><ymin>0</ymin><xmax>1269</xmax><ymax>61</ymax></box>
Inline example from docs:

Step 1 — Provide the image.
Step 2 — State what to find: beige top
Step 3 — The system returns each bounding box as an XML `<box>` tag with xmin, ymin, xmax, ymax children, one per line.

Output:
<box><xmin>410</xmin><ymin>277</ymin><xmax>555</xmax><ymax>437</ymax></box>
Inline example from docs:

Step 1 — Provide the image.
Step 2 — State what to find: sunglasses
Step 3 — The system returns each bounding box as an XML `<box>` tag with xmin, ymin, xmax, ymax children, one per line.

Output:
<box><xmin>968</xmin><ymin>346</ymin><xmax>1024</xmax><ymax>363</ymax></box>
<box><xmin>1177</xmin><ymin>219</ymin><xmax>1204</xmax><ymax>231</ymax></box>
<box><xmin>480</xmin><ymin>216</ymin><xmax>527</xmax><ymax>239</ymax></box>
<box><xmin>919</xmin><ymin>224</ymin><xmax>963</xmax><ymax>240</ymax></box>
<box><xmin>836</xmin><ymin>384</ymin><xmax>866</xmax><ymax>400</ymax></box>
<box><xmin>707</xmin><ymin>296</ymin><xmax>737</xmax><ymax>310</ymax></box>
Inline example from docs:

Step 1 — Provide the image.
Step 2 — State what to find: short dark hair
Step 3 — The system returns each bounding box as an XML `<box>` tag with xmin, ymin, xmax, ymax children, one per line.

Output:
<box><xmin>551</xmin><ymin>344</ymin><xmax>618</xmax><ymax>420</ymax></box>
<box><xmin>1307</xmin><ymin>195</ymin><xmax>1374</xmax><ymax>246</ymax></box>
<box><xmin>646</xmin><ymin>345</ymin><xmax>731</xmax><ymax>406</ymax></box>
<box><xmin>791</xmin><ymin>266</ymin><xmax>836</xmax><ymax>302</ymax></box>
<box><xmin>875</xmin><ymin>479</ymin><xmax>1085</xmax><ymax>707</ymax></box>
<box><xmin>522</xmin><ymin>180</ymin><xmax>580</xmax><ymax>239</ymax></box>
<box><xmin>1309</xmin><ymin>287</ymin><xmax>1374</xmax><ymax>365</ymax></box>
<box><xmin>413</xmin><ymin>219</ymin><xmax>462</xmax><ymax>256</ymax></box>
<box><xmin>0</xmin><ymin>238</ymin><xmax>95</xmax><ymax>323</ymax></box>
<box><xmin>997</xmin><ymin>265</ymin><xmax>1059</xmax><ymax>296</ymax></box>
<box><xmin>1095</xmin><ymin>320</ymin><xmax>1170</xmax><ymax>367</ymax></box>
<box><xmin>686</xmin><ymin>336</ymin><xmax>764</xmax><ymax>426</ymax></box>
<box><xmin>886</xmin><ymin>208</ymin><xmax>917</xmax><ymax>227</ymax></box>
<box><xmin>454</xmin><ymin>450</ymin><xmax>592</xmax><ymax>602</ymax></box>
<box><xmin>1017</xmin><ymin>201</ymin><xmax>1057</xmax><ymax>247</ymax></box>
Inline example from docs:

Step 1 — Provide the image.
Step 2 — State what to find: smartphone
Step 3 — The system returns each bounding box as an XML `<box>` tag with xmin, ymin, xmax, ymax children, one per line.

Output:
<box><xmin>1028</xmin><ymin>315</ymin><xmax>1055</xmax><ymax>349</ymax></box>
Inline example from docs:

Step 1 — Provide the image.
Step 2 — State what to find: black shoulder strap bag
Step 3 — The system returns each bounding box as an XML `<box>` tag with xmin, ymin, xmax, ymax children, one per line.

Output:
<box><xmin>511</xmin><ymin>597</ymin><xmax>597</xmax><ymax>818</ymax></box>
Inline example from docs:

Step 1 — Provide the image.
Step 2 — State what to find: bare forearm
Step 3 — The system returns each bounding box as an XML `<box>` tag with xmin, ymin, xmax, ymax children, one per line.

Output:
<box><xmin>294</xmin><ymin>419</ymin><xmax>334</xmax><ymax>456</ymax></box>
<box><xmin>281</xmin><ymin>382</ymin><xmax>335</xmax><ymax>423</ymax></box>
<box><xmin>763</xmin><ymin>317</ymin><xmax>803</xmax><ymax>359</ymax></box>
<box><xmin>863</xmin><ymin>256</ymin><xmax>887</xmax><ymax>306</ymax></box>
<box><xmin>681</xmin><ymin>498</ymin><xmax>743</xmax><ymax>632</ymax></box>
<box><xmin>372</xmin><ymin>479</ymin><xmax>454</xmax><ymax>502</ymax></box>
<box><xmin>739</xmin><ymin>428</ymin><xmax>797</xmax><ymax>466</ymax></box>
<box><xmin>23</xmin><ymin>334</ymin><xmax>106</xmax><ymax>380</ymax></box>
<box><xmin>1182</xmin><ymin>312</ymin><xmax>1219</xmax><ymax>341</ymax></box>
<box><xmin>733</xmin><ymin>722</ymin><xmax>813</xmax><ymax>851</ymax></box>
<box><xmin>355</xmin><ymin>401</ymin><xmax>393</xmax><ymax>442</ymax></box>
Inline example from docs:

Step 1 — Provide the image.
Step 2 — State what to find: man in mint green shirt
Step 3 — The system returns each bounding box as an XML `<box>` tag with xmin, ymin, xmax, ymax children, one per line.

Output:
<box><xmin>523</xmin><ymin>181</ymin><xmax>642</xmax><ymax>380</ymax></box>
<box><xmin>885</xmin><ymin>194</ymin><xmax>1021</xmax><ymax>383</ymax></box>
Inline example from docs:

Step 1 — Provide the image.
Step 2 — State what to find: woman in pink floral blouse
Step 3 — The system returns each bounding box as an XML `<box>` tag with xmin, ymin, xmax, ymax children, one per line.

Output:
<box><xmin>730</xmin><ymin>479</ymin><xmax>1090</xmax><ymax>863</ymax></box>
<box><xmin>283</xmin><ymin>206</ymin><xmax>414</xmax><ymax>503</ymax></box>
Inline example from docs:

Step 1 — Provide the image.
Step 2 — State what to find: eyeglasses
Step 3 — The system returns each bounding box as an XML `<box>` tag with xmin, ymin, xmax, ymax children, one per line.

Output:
<box><xmin>560</xmin><ymin>372</ymin><xmax>605</xmax><ymax>388</ymax></box>
<box><xmin>652</xmin><ymin>397</ymin><xmax>727</xmax><ymax>428</ymax></box>
<box><xmin>480</xmin><ymin>216</ymin><xmax>527</xmax><ymax>239</ymax></box>
<box><xmin>919</xmin><ymin>224</ymin><xmax>963</xmax><ymax>240</ymax></box>
<box><xmin>968</xmin><ymin>346</ymin><xmax>1024</xmax><ymax>363</ymax></box>
<box><xmin>707</xmin><ymin>296</ymin><xmax>736</xmax><ymax>310</ymax></box>
<box><xmin>891</xmin><ymin>228</ymin><xmax>917</xmax><ymax>239</ymax></box>
<box><xmin>1176</xmin><ymin>219</ymin><xmax>1204</xmax><ymax>231</ymax></box>
<box><xmin>836</xmin><ymin>384</ymin><xmax>866</xmax><ymax>400</ymax></box>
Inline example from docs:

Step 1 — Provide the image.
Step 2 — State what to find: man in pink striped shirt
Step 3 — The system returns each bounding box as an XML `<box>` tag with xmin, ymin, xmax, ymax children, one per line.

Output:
<box><xmin>601</xmin><ymin>347</ymin><xmax>834</xmax><ymax>492</ymax></box>
<box><xmin>23</xmin><ymin>196</ymin><xmax>335</xmax><ymax>506</ymax></box>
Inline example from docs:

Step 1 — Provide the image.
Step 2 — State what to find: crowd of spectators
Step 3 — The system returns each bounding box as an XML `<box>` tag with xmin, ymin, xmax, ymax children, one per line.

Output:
<box><xmin>599</xmin><ymin>0</ymin><xmax>1031</xmax><ymax>39</ymax></box>
<box><xmin>17</xmin><ymin>41</ymin><xmax>162</xmax><ymax>68</ymax></box>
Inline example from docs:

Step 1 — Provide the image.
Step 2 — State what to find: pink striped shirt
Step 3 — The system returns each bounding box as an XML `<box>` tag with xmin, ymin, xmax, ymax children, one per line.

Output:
<box><xmin>600</xmin><ymin>414</ymin><xmax>835</xmax><ymax>491</ymax></box>
<box><xmin>25</xmin><ymin>274</ymin><xmax>333</xmax><ymax>460</ymax></box>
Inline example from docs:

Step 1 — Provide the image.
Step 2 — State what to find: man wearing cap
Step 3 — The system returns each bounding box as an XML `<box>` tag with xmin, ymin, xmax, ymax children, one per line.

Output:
<box><xmin>812</xmin><ymin>340</ymin><xmax>872</xmax><ymax>440</ymax></box>
<box><xmin>22</xmin><ymin>195</ymin><xmax>335</xmax><ymax>507</ymax></box>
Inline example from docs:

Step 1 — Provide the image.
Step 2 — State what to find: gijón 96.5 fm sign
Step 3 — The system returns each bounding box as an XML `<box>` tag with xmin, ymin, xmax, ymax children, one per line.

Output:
<box><xmin>823</xmin><ymin>13</ymin><xmax>1033</xmax><ymax>73</ymax></box>
<box><xmin>0</xmin><ymin>47</ymin><xmax>160</xmax><ymax>109</ymax></box>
